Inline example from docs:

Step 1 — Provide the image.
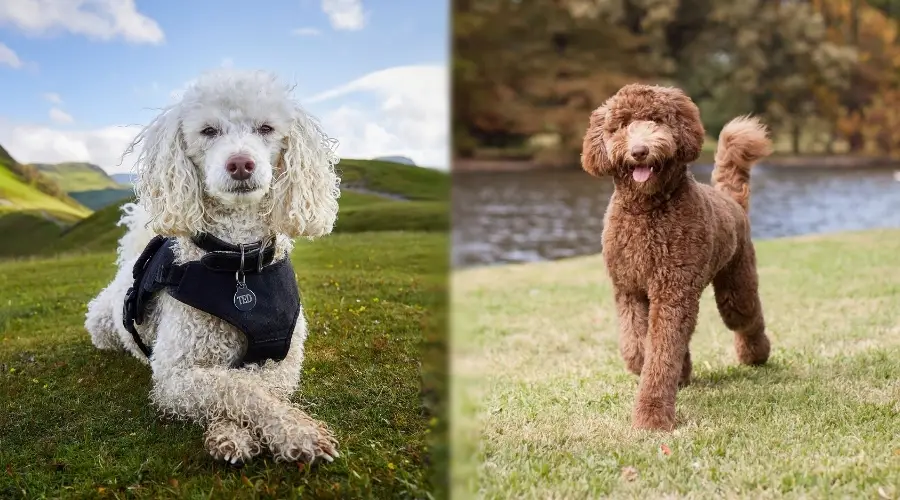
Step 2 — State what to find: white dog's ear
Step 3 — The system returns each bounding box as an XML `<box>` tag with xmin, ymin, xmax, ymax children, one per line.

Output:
<box><xmin>269</xmin><ymin>105</ymin><xmax>340</xmax><ymax>238</ymax></box>
<box><xmin>130</xmin><ymin>106</ymin><xmax>205</xmax><ymax>236</ymax></box>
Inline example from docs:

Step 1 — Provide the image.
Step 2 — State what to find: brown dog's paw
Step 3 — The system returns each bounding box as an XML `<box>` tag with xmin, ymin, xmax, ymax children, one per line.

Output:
<box><xmin>735</xmin><ymin>332</ymin><xmax>770</xmax><ymax>365</ymax></box>
<box><xmin>632</xmin><ymin>401</ymin><xmax>676</xmax><ymax>432</ymax></box>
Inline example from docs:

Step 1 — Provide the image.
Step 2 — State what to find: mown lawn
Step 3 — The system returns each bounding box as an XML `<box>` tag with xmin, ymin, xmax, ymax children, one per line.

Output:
<box><xmin>0</xmin><ymin>231</ymin><xmax>447</xmax><ymax>499</ymax></box>
<box><xmin>452</xmin><ymin>229</ymin><xmax>900</xmax><ymax>499</ymax></box>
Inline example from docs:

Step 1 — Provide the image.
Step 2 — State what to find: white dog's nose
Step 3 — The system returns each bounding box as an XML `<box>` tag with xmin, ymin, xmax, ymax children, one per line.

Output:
<box><xmin>226</xmin><ymin>154</ymin><xmax>255</xmax><ymax>181</ymax></box>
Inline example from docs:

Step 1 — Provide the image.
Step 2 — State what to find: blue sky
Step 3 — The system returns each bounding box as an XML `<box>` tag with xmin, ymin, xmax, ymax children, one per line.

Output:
<box><xmin>0</xmin><ymin>0</ymin><xmax>449</xmax><ymax>172</ymax></box>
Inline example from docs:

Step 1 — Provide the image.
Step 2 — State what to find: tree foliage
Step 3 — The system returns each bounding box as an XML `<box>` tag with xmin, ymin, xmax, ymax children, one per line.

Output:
<box><xmin>454</xmin><ymin>0</ymin><xmax>900</xmax><ymax>160</ymax></box>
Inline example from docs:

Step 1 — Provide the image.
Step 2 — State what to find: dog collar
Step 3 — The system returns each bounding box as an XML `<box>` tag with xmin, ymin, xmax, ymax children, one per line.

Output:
<box><xmin>190</xmin><ymin>232</ymin><xmax>279</xmax><ymax>273</ymax></box>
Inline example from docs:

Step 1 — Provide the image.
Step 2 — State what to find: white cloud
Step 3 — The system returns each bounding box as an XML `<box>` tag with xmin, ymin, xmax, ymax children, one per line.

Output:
<box><xmin>0</xmin><ymin>42</ymin><xmax>22</xmax><ymax>68</ymax></box>
<box><xmin>0</xmin><ymin>64</ymin><xmax>449</xmax><ymax>174</ymax></box>
<box><xmin>43</xmin><ymin>92</ymin><xmax>63</xmax><ymax>104</ymax></box>
<box><xmin>291</xmin><ymin>27</ymin><xmax>322</xmax><ymax>36</ymax></box>
<box><xmin>321</xmin><ymin>0</ymin><xmax>365</xmax><ymax>31</ymax></box>
<box><xmin>306</xmin><ymin>64</ymin><xmax>448</xmax><ymax>169</ymax></box>
<box><xmin>0</xmin><ymin>119</ymin><xmax>142</xmax><ymax>172</ymax></box>
<box><xmin>0</xmin><ymin>0</ymin><xmax>164</xmax><ymax>44</ymax></box>
<box><xmin>49</xmin><ymin>107</ymin><xmax>73</xmax><ymax>124</ymax></box>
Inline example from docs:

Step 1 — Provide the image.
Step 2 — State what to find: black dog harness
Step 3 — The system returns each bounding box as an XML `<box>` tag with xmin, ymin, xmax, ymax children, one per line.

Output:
<box><xmin>122</xmin><ymin>233</ymin><xmax>301</xmax><ymax>366</ymax></box>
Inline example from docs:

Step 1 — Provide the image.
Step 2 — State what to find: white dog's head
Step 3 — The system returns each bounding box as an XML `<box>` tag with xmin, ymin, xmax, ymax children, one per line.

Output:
<box><xmin>130</xmin><ymin>69</ymin><xmax>340</xmax><ymax>238</ymax></box>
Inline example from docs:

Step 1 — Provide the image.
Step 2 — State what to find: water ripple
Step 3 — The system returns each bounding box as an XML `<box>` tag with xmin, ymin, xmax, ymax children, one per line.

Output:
<box><xmin>452</xmin><ymin>165</ymin><xmax>900</xmax><ymax>268</ymax></box>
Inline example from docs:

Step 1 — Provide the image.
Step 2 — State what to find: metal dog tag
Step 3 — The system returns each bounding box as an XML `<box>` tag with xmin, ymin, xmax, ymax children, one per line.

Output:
<box><xmin>234</xmin><ymin>284</ymin><xmax>257</xmax><ymax>312</ymax></box>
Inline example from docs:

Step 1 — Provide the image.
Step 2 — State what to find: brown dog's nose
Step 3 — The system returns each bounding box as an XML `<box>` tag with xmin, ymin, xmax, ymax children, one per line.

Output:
<box><xmin>631</xmin><ymin>145</ymin><xmax>649</xmax><ymax>161</ymax></box>
<box><xmin>226</xmin><ymin>155</ymin><xmax>255</xmax><ymax>181</ymax></box>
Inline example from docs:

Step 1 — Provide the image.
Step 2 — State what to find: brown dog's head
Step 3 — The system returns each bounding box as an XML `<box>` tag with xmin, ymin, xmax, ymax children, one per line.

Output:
<box><xmin>581</xmin><ymin>84</ymin><xmax>705</xmax><ymax>195</ymax></box>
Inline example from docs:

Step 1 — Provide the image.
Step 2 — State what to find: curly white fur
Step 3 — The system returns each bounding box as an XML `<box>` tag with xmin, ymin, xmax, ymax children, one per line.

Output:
<box><xmin>85</xmin><ymin>69</ymin><xmax>341</xmax><ymax>465</ymax></box>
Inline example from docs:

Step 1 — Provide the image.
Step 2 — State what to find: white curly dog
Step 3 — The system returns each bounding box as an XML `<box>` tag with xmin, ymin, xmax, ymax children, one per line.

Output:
<box><xmin>84</xmin><ymin>69</ymin><xmax>341</xmax><ymax>465</ymax></box>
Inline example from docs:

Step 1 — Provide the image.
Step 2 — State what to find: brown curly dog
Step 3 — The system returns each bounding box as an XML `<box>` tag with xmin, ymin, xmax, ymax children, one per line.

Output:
<box><xmin>581</xmin><ymin>83</ymin><xmax>773</xmax><ymax>431</ymax></box>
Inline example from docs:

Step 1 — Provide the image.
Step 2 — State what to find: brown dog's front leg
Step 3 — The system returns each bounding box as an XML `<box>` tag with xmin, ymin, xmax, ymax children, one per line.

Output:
<box><xmin>632</xmin><ymin>289</ymin><xmax>701</xmax><ymax>431</ymax></box>
<box><xmin>614</xmin><ymin>289</ymin><xmax>649</xmax><ymax>376</ymax></box>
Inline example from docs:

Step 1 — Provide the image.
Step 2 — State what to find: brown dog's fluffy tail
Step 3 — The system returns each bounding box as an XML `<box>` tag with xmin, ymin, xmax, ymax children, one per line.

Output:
<box><xmin>712</xmin><ymin>116</ymin><xmax>772</xmax><ymax>211</ymax></box>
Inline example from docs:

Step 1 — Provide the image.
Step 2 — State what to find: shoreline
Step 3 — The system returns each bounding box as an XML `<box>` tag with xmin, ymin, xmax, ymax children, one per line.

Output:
<box><xmin>453</xmin><ymin>154</ymin><xmax>900</xmax><ymax>173</ymax></box>
<box><xmin>451</xmin><ymin>226</ymin><xmax>900</xmax><ymax>271</ymax></box>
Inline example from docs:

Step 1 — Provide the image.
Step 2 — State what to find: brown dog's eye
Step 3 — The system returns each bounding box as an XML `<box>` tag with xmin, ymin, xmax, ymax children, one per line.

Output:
<box><xmin>200</xmin><ymin>126</ymin><xmax>219</xmax><ymax>137</ymax></box>
<box><xmin>257</xmin><ymin>124</ymin><xmax>274</xmax><ymax>135</ymax></box>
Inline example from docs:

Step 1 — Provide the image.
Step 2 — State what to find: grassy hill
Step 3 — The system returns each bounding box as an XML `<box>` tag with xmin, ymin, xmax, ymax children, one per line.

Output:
<box><xmin>0</xmin><ymin>147</ymin><xmax>91</xmax><ymax>221</ymax></box>
<box><xmin>32</xmin><ymin>162</ymin><xmax>125</xmax><ymax>192</ymax></box>
<box><xmin>31</xmin><ymin>162</ymin><xmax>134</xmax><ymax>211</ymax></box>
<box><xmin>0</xmin><ymin>159</ymin><xmax>448</xmax><ymax>259</ymax></box>
<box><xmin>338</xmin><ymin>159</ymin><xmax>449</xmax><ymax>201</ymax></box>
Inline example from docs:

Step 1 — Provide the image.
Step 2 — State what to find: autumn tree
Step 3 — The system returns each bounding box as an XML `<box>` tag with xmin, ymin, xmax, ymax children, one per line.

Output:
<box><xmin>453</xmin><ymin>0</ymin><xmax>900</xmax><ymax>162</ymax></box>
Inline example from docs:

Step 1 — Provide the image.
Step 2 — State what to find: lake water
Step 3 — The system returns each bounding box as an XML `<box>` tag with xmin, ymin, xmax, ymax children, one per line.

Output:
<box><xmin>452</xmin><ymin>164</ymin><xmax>900</xmax><ymax>268</ymax></box>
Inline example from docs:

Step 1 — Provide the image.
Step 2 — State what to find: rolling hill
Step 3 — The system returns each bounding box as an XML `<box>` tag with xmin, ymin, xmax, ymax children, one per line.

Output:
<box><xmin>373</xmin><ymin>155</ymin><xmax>417</xmax><ymax>166</ymax></box>
<box><xmin>0</xmin><ymin>146</ymin><xmax>92</xmax><ymax>221</ymax></box>
<box><xmin>32</xmin><ymin>161</ymin><xmax>134</xmax><ymax>210</ymax></box>
<box><xmin>0</xmin><ymin>158</ymin><xmax>449</xmax><ymax>258</ymax></box>
<box><xmin>33</xmin><ymin>162</ymin><xmax>125</xmax><ymax>191</ymax></box>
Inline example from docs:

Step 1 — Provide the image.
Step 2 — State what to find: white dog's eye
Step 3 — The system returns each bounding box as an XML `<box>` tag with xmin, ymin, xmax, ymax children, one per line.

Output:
<box><xmin>256</xmin><ymin>124</ymin><xmax>274</xmax><ymax>135</ymax></box>
<box><xmin>200</xmin><ymin>126</ymin><xmax>219</xmax><ymax>138</ymax></box>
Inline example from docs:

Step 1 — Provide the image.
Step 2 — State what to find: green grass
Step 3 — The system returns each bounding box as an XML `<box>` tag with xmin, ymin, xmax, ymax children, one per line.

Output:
<box><xmin>0</xmin><ymin>196</ymin><xmax>448</xmax><ymax>259</ymax></box>
<box><xmin>0</xmin><ymin>212</ymin><xmax>67</xmax><ymax>258</ymax></box>
<box><xmin>0</xmin><ymin>231</ymin><xmax>447</xmax><ymax>499</ymax></box>
<box><xmin>33</xmin><ymin>162</ymin><xmax>126</xmax><ymax>192</ymax></box>
<box><xmin>336</xmin><ymin>201</ymin><xmax>449</xmax><ymax>234</ymax></box>
<box><xmin>338</xmin><ymin>159</ymin><xmax>449</xmax><ymax>201</ymax></box>
<box><xmin>340</xmin><ymin>190</ymin><xmax>397</xmax><ymax>207</ymax></box>
<box><xmin>452</xmin><ymin>229</ymin><xmax>900</xmax><ymax>499</ymax></box>
<box><xmin>0</xmin><ymin>165</ymin><xmax>91</xmax><ymax>220</ymax></box>
<box><xmin>0</xmin><ymin>160</ymin><xmax>450</xmax><ymax>260</ymax></box>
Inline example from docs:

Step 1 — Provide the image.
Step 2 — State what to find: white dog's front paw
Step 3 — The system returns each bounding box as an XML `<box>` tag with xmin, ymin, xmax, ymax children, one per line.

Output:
<box><xmin>268</xmin><ymin>410</ymin><xmax>339</xmax><ymax>464</ymax></box>
<box><xmin>204</xmin><ymin>419</ymin><xmax>262</xmax><ymax>466</ymax></box>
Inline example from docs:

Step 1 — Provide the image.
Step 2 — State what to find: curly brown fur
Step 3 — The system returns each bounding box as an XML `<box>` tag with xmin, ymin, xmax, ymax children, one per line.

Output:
<box><xmin>581</xmin><ymin>84</ymin><xmax>772</xmax><ymax>431</ymax></box>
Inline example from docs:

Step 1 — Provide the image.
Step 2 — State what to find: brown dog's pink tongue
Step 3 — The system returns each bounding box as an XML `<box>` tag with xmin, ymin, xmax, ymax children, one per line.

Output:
<box><xmin>632</xmin><ymin>165</ymin><xmax>652</xmax><ymax>182</ymax></box>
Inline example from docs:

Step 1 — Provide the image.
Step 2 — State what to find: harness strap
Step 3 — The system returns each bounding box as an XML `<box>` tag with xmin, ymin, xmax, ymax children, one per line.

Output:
<box><xmin>121</xmin><ymin>234</ymin><xmax>277</xmax><ymax>360</ymax></box>
<box><xmin>122</xmin><ymin>236</ymin><xmax>183</xmax><ymax>359</ymax></box>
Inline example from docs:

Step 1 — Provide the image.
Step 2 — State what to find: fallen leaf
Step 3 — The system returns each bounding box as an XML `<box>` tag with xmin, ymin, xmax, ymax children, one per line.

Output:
<box><xmin>660</xmin><ymin>444</ymin><xmax>672</xmax><ymax>456</ymax></box>
<box><xmin>877</xmin><ymin>486</ymin><xmax>892</xmax><ymax>499</ymax></box>
<box><xmin>621</xmin><ymin>466</ymin><xmax>639</xmax><ymax>482</ymax></box>
<box><xmin>169</xmin><ymin>478</ymin><xmax>179</xmax><ymax>488</ymax></box>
